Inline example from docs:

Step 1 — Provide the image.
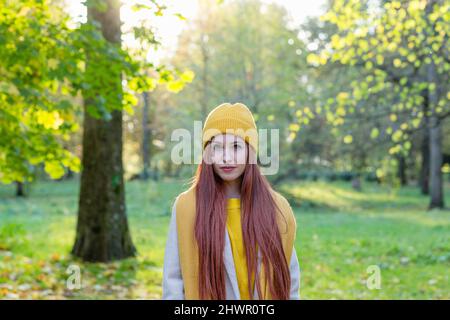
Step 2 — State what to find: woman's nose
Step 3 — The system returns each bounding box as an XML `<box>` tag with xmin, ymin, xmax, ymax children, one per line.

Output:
<box><xmin>222</xmin><ymin>147</ymin><xmax>235</xmax><ymax>164</ymax></box>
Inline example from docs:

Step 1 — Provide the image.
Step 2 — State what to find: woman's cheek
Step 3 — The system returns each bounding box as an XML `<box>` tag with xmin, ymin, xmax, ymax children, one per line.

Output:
<box><xmin>211</xmin><ymin>151</ymin><xmax>222</xmax><ymax>164</ymax></box>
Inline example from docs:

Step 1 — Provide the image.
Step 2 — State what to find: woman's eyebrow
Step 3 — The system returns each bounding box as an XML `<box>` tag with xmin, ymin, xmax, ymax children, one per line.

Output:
<box><xmin>211</xmin><ymin>140</ymin><xmax>243</xmax><ymax>146</ymax></box>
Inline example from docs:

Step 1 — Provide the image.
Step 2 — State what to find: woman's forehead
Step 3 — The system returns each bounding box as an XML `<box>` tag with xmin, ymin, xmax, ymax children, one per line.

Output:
<box><xmin>211</xmin><ymin>134</ymin><xmax>245</xmax><ymax>144</ymax></box>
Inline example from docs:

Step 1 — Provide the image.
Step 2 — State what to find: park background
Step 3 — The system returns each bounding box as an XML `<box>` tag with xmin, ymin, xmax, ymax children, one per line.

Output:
<box><xmin>0</xmin><ymin>0</ymin><xmax>449</xmax><ymax>299</ymax></box>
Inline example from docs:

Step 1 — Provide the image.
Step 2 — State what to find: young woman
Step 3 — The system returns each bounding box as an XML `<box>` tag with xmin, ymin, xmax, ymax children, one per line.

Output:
<box><xmin>162</xmin><ymin>102</ymin><xmax>300</xmax><ymax>300</ymax></box>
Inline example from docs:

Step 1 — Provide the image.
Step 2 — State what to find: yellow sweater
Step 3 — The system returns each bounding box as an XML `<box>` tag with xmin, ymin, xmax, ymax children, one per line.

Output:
<box><xmin>226</xmin><ymin>198</ymin><xmax>255</xmax><ymax>299</ymax></box>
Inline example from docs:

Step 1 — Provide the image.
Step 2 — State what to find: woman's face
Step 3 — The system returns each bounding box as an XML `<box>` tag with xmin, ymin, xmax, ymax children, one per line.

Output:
<box><xmin>210</xmin><ymin>134</ymin><xmax>247</xmax><ymax>182</ymax></box>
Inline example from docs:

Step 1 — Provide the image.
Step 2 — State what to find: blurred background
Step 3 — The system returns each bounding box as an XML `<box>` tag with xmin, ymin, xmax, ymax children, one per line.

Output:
<box><xmin>0</xmin><ymin>0</ymin><xmax>449</xmax><ymax>299</ymax></box>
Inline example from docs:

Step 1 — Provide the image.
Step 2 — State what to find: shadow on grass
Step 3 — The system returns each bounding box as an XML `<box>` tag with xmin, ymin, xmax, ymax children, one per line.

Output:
<box><xmin>279</xmin><ymin>180</ymin><xmax>450</xmax><ymax>213</ymax></box>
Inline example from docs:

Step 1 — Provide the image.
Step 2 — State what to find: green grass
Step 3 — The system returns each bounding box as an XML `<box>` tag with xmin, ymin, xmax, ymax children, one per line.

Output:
<box><xmin>0</xmin><ymin>178</ymin><xmax>449</xmax><ymax>299</ymax></box>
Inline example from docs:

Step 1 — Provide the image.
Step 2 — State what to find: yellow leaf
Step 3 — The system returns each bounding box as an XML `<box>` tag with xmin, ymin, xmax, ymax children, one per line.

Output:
<box><xmin>331</xmin><ymin>34</ymin><xmax>345</xmax><ymax>49</ymax></box>
<box><xmin>180</xmin><ymin>70</ymin><xmax>195</xmax><ymax>83</ymax></box>
<box><xmin>307</xmin><ymin>53</ymin><xmax>320</xmax><ymax>66</ymax></box>
<box><xmin>376</xmin><ymin>55</ymin><xmax>384</xmax><ymax>65</ymax></box>
<box><xmin>412</xmin><ymin>118</ymin><xmax>421</xmax><ymax>128</ymax></box>
<box><xmin>48</xmin><ymin>59</ymin><xmax>59</xmax><ymax>70</ymax></box>
<box><xmin>289</xmin><ymin>123</ymin><xmax>300</xmax><ymax>132</ymax></box>
<box><xmin>167</xmin><ymin>80</ymin><xmax>184</xmax><ymax>93</ymax></box>
<box><xmin>407</xmin><ymin>53</ymin><xmax>416</xmax><ymax>62</ymax></box>
<box><xmin>370</xmin><ymin>128</ymin><xmax>379</xmax><ymax>139</ymax></box>
<box><xmin>343</xmin><ymin>135</ymin><xmax>353</xmax><ymax>144</ymax></box>
<box><xmin>44</xmin><ymin>161</ymin><xmax>65</xmax><ymax>179</ymax></box>
<box><xmin>390</xmin><ymin>114</ymin><xmax>397</xmax><ymax>122</ymax></box>
<box><xmin>392</xmin><ymin>130</ymin><xmax>403</xmax><ymax>142</ymax></box>
<box><xmin>337</xmin><ymin>106</ymin><xmax>346</xmax><ymax>116</ymax></box>
<box><xmin>337</xmin><ymin>92</ymin><xmax>349</xmax><ymax>102</ymax></box>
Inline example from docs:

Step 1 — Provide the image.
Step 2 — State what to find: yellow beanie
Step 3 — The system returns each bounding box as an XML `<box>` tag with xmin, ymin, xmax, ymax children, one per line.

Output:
<box><xmin>202</xmin><ymin>102</ymin><xmax>258</xmax><ymax>153</ymax></box>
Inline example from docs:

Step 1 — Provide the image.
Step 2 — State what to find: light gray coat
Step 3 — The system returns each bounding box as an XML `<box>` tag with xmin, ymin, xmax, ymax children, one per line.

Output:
<box><xmin>162</xmin><ymin>199</ymin><xmax>301</xmax><ymax>300</ymax></box>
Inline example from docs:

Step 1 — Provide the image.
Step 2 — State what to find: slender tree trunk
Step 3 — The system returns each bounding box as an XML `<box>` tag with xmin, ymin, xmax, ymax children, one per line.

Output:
<box><xmin>428</xmin><ymin>113</ymin><xmax>444</xmax><ymax>209</ymax></box>
<box><xmin>141</xmin><ymin>91</ymin><xmax>151</xmax><ymax>180</ymax></box>
<box><xmin>426</xmin><ymin>0</ymin><xmax>444</xmax><ymax>209</ymax></box>
<box><xmin>72</xmin><ymin>0</ymin><xmax>136</xmax><ymax>262</ymax></box>
<box><xmin>420</xmin><ymin>132</ymin><xmax>430</xmax><ymax>194</ymax></box>
<box><xmin>397</xmin><ymin>155</ymin><xmax>407</xmax><ymax>186</ymax></box>
<box><xmin>65</xmin><ymin>168</ymin><xmax>74</xmax><ymax>179</ymax></box>
<box><xmin>419</xmin><ymin>91</ymin><xmax>430</xmax><ymax>194</ymax></box>
<box><xmin>153</xmin><ymin>163</ymin><xmax>159</xmax><ymax>181</ymax></box>
<box><xmin>15</xmin><ymin>181</ymin><xmax>25</xmax><ymax>197</ymax></box>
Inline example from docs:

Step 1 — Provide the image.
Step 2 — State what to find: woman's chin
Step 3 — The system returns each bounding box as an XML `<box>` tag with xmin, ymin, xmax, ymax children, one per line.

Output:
<box><xmin>218</xmin><ymin>173</ymin><xmax>240</xmax><ymax>181</ymax></box>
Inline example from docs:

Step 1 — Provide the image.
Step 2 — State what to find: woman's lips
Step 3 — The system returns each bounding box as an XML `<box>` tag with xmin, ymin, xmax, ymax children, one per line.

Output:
<box><xmin>220</xmin><ymin>166</ymin><xmax>236</xmax><ymax>173</ymax></box>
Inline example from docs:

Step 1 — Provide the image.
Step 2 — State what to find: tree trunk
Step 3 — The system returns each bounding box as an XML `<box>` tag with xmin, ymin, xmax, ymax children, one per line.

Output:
<box><xmin>351</xmin><ymin>176</ymin><xmax>362</xmax><ymax>191</ymax></box>
<box><xmin>15</xmin><ymin>181</ymin><xmax>25</xmax><ymax>197</ymax></box>
<box><xmin>65</xmin><ymin>168</ymin><xmax>74</xmax><ymax>179</ymax></box>
<box><xmin>428</xmin><ymin>113</ymin><xmax>444</xmax><ymax>209</ymax></box>
<box><xmin>71</xmin><ymin>0</ymin><xmax>136</xmax><ymax>262</ymax></box>
<box><xmin>397</xmin><ymin>155</ymin><xmax>407</xmax><ymax>186</ymax></box>
<box><xmin>419</xmin><ymin>91</ymin><xmax>430</xmax><ymax>195</ymax></box>
<box><xmin>426</xmin><ymin>0</ymin><xmax>444</xmax><ymax>209</ymax></box>
<box><xmin>141</xmin><ymin>91</ymin><xmax>151</xmax><ymax>180</ymax></box>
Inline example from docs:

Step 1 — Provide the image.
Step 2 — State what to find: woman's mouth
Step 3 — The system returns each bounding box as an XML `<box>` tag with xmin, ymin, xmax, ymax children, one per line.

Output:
<box><xmin>220</xmin><ymin>166</ymin><xmax>236</xmax><ymax>173</ymax></box>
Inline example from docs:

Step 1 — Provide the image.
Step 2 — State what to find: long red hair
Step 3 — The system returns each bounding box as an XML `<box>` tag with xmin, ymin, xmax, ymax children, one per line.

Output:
<box><xmin>192</xmin><ymin>141</ymin><xmax>291</xmax><ymax>299</ymax></box>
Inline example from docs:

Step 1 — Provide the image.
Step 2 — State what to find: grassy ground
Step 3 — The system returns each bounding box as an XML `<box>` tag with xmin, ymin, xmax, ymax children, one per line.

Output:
<box><xmin>0</xmin><ymin>177</ymin><xmax>449</xmax><ymax>299</ymax></box>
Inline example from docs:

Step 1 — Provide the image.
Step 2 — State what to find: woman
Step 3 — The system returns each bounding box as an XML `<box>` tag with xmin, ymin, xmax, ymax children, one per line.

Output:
<box><xmin>162</xmin><ymin>102</ymin><xmax>300</xmax><ymax>300</ymax></box>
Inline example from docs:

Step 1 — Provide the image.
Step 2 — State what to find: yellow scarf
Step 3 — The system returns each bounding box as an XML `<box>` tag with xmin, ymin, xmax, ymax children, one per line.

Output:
<box><xmin>175</xmin><ymin>185</ymin><xmax>296</xmax><ymax>299</ymax></box>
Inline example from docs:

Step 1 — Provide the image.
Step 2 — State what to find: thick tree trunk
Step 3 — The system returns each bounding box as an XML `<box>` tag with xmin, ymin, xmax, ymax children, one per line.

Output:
<box><xmin>72</xmin><ymin>0</ymin><xmax>136</xmax><ymax>262</ymax></box>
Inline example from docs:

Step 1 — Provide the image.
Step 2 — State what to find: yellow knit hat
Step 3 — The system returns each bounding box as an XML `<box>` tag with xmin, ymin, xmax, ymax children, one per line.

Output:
<box><xmin>202</xmin><ymin>102</ymin><xmax>258</xmax><ymax>154</ymax></box>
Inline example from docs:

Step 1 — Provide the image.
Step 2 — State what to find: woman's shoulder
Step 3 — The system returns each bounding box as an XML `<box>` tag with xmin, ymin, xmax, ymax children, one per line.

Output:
<box><xmin>270</xmin><ymin>189</ymin><xmax>293</xmax><ymax>209</ymax></box>
<box><xmin>173</xmin><ymin>184</ymin><xmax>196</xmax><ymax>203</ymax></box>
<box><xmin>171</xmin><ymin>184</ymin><xmax>197</xmax><ymax>217</ymax></box>
<box><xmin>270</xmin><ymin>189</ymin><xmax>297</xmax><ymax>226</ymax></box>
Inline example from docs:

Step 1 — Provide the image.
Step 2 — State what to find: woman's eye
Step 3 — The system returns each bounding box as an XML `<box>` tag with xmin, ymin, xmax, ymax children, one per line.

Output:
<box><xmin>234</xmin><ymin>144</ymin><xmax>242</xmax><ymax>149</ymax></box>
